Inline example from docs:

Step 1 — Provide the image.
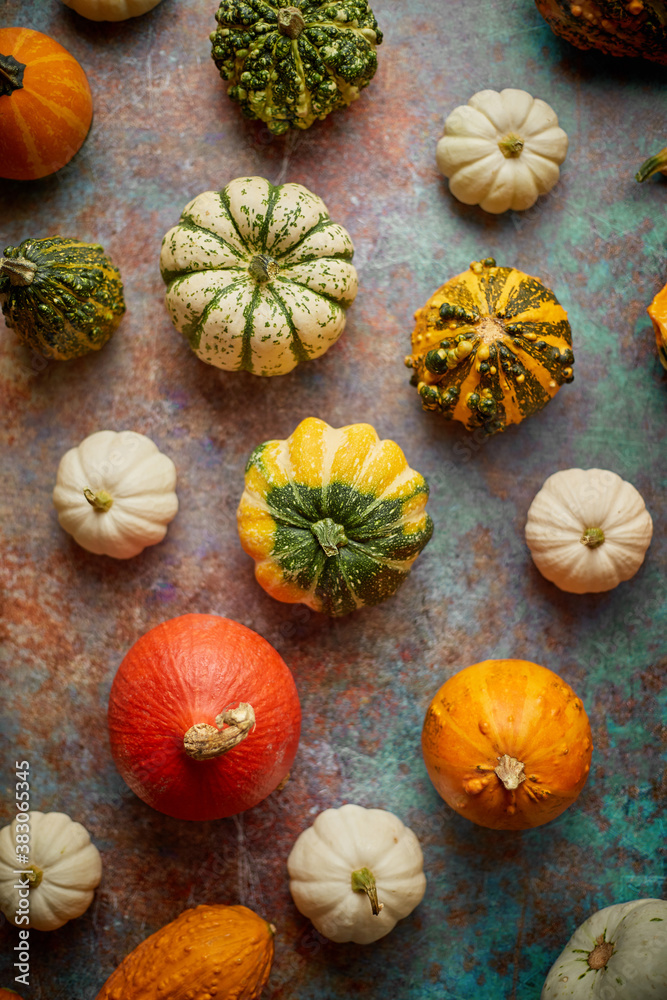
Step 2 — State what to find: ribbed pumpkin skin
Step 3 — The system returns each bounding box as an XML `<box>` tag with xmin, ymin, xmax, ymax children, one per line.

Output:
<box><xmin>422</xmin><ymin>660</ymin><xmax>593</xmax><ymax>831</ymax></box>
<box><xmin>211</xmin><ymin>1</ymin><xmax>382</xmax><ymax>134</ymax></box>
<box><xmin>108</xmin><ymin>614</ymin><xmax>301</xmax><ymax>821</ymax></box>
<box><xmin>237</xmin><ymin>417</ymin><xmax>433</xmax><ymax>617</ymax></box>
<box><xmin>0</xmin><ymin>237</ymin><xmax>125</xmax><ymax>360</ymax></box>
<box><xmin>95</xmin><ymin>904</ymin><xmax>274</xmax><ymax>1000</ymax></box>
<box><xmin>534</xmin><ymin>0</ymin><xmax>667</xmax><ymax>64</ymax></box>
<box><xmin>62</xmin><ymin>0</ymin><xmax>164</xmax><ymax>20</ymax></box>
<box><xmin>0</xmin><ymin>27</ymin><xmax>93</xmax><ymax>180</ymax></box>
<box><xmin>406</xmin><ymin>258</ymin><xmax>574</xmax><ymax>435</ymax></box>
<box><xmin>647</xmin><ymin>283</ymin><xmax>667</xmax><ymax>371</ymax></box>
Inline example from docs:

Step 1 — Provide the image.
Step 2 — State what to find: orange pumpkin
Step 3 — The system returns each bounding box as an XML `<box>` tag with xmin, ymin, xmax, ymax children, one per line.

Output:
<box><xmin>0</xmin><ymin>27</ymin><xmax>93</xmax><ymax>180</ymax></box>
<box><xmin>421</xmin><ymin>659</ymin><xmax>592</xmax><ymax>831</ymax></box>
<box><xmin>0</xmin><ymin>991</ymin><xmax>24</xmax><ymax>999</ymax></box>
<box><xmin>95</xmin><ymin>904</ymin><xmax>274</xmax><ymax>1000</ymax></box>
<box><xmin>647</xmin><ymin>282</ymin><xmax>667</xmax><ymax>371</ymax></box>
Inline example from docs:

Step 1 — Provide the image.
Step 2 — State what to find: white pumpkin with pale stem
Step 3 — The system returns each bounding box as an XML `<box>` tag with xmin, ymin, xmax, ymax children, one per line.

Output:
<box><xmin>541</xmin><ymin>898</ymin><xmax>667</xmax><ymax>999</ymax></box>
<box><xmin>436</xmin><ymin>88</ymin><xmax>568</xmax><ymax>214</ymax></box>
<box><xmin>287</xmin><ymin>804</ymin><xmax>426</xmax><ymax>944</ymax></box>
<box><xmin>60</xmin><ymin>0</ymin><xmax>163</xmax><ymax>19</ymax></box>
<box><xmin>53</xmin><ymin>430</ymin><xmax>178</xmax><ymax>559</ymax></box>
<box><xmin>525</xmin><ymin>468</ymin><xmax>653</xmax><ymax>594</ymax></box>
<box><xmin>160</xmin><ymin>176</ymin><xmax>358</xmax><ymax>377</ymax></box>
<box><xmin>0</xmin><ymin>812</ymin><xmax>102</xmax><ymax>931</ymax></box>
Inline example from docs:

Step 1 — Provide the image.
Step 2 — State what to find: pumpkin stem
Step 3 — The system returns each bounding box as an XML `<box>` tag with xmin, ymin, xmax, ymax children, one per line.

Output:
<box><xmin>587</xmin><ymin>934</ymin><xmax>614</xmax><ymax>970</ymax></box>
<box><xmin>0</xmin><ymin>53</ymin><xmax>26</xmax><ymax>97</ymax></box>
<box><xmin>278</xmin><ymin>6</ymin><xmax>306</xmax><ymax>38</ymax></box>
<box><xmin>351</xmin><ymin>867</ymin><xmax>384</xmax><ymax>916</ymax></box>
<box><xmin>494</xmin><ymin>754</ymin><xmax>527</xmax><ymax>790</ymax></box>
<box><xmin>0</xmin><ymin>256</ymin><xmax>37</xmax><ymax>287</ymax></box>
<box><xmin>83</xmin><ymin>488</ymin><xmax>114</xmax><ymax>513</ymax></box>
<box><xmin>183</xmin><ymin>702</ymin><xmax>256</xmax><ymax>760</ymax></box>
<box><xmin>24</xmin><ymin>865</ymin><xmax>43</xmax><ymax>889</ymax></box>
<box><xmin>498</xmin><ymin>134</ymin><xmax>525</xmax><ymax>158</ymax></box>
<box><xmin>580</xmin><ymin>527</ymin><xmax>605</xmax><ymax>548</ymax></box>
<box><xmin>248</xmin><ymin>254</ymin><xmax>279</xmax><ymax>283</ymax></box>
<box><xmin>311</xmin><ymin>517</ymin><xmax>348</xmax><ymax>557</ymax></box>
<box><xmin>635</xmin><ymin>148</ymin><xmax>667</xmax><ymax>183</ymax></box>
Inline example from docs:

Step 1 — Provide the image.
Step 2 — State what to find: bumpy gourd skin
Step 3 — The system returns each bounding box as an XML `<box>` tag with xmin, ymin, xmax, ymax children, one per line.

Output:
<box><xmin>210</xmin><ymin>1</ymin><xmax>382</xmax><ymax>134</ymax></box>
<box><xmin>534</xmin><ymin>0</ymin><xmax>667</xmax><ymax>64</ymax></box>
<box><xmin>0</xmin><ymin>237</ymin><xmax>125</xmax><ymax>360</ymax></box>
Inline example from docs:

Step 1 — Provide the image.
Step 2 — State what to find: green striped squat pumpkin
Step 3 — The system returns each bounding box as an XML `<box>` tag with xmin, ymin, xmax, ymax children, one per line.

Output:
<box><xmin>160</xmin><ymin>176</ymin><xmax>358</xmax><ymax>377</ymax></box>
<box><xmin>237</xmin><ymin>417</ymin><xmax>434</xmax><ymax>617</ymax></box>
<box><xmin>0</xmin><ymin>237</ymin><xmax>125</xmax><ymax>360</ymax></box>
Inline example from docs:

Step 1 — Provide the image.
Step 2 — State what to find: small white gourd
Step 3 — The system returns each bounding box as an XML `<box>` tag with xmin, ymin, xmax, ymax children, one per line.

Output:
<box><xmin>436</xmin><ymin>88</ymin><xmax>568</xmax><ymax>214</ymax></box>
<box><xmin>541</xmin><ymin>898</ymin><xmax>667</xmax><ymax>999</ymax></box>
<box><xmin>287</xmin><ymin>803</ymin><xmax>426</xmax><ymax>944</ymax></box>
<box><xmin>61</xmin><ymin>0</ymin><xmax>163</xmax><ymax>20</ymax></box>
<box><xmin>0</xmin><ymin>811</ymin><xmax>102</xmax><ymax>931</ymax></box>
<box><xmin>53</xmin><ymin>430</ymin><xmax>178</xmax><ymax>559</ymax></box>
<box><xmin>525</xmin><ymin>468</ymin><xmax>653</xmax><ymax>594</ymax></box>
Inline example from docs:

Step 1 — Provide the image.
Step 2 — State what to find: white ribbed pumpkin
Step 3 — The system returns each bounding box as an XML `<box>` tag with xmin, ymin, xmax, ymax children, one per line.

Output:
<box><xmin>525</xmin><ymin>468</ymin><xmax>653</xmax><ymax>594</ymax></box>
<box><xmin>53</xmin><ymin>430</ymin><xmax>178</xmax><ymax>559</ymax></box>
<box><xmin>0</xmin><ymin>812</ymin><xmax>102</xmax><ymax>931</ymax></box>
<box><xmin>61</xmin><ymin>0</ymin><xmax>163</xmax><ymax>19</ymax></box>
<box><xmin>287</xmin><ymin>804</ymin><xmax>426</xmax><ymax>944</ymax></box>
<box><xmin>160</xmin><ymin>176</ymin><xmax>358</xmax><ymax>377</ymax></box>
<box><xmin>436</xmin><ymin>88</ymin><xmax>568</xmax><ymax>214</ymax></box>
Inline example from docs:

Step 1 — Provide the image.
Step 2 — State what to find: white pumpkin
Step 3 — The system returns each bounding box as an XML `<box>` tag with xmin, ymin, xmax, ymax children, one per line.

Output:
<box><xmin>53</xmin><ymin>430</ymin><xmax>178</xmax><ymax>559</ymax></box>
<box><xmin>541</xmin><ymin>898</ymin><xmax>667</xmax><ymax>999</ymax></box>
<box><xmin>0</xmin><ymin>811</ymin><xmax>102</xmax><ymax>931</ymax></box>
<box><xmin>61</xmin><ymin>0</ymin><xmax>163</xmax><ymax>20</ymax></box>
<box><xmin>287</xmin><ymin>803</ymin><xmax>426</xmax><ymax>944</ymax></box>
<box><xmin>436</xmin><ymin>88</ymin><xmax>568</xmax><ymax>214</ymax></box>
<box><xmin>525</xmin><ymin>468</ymin><xmax>653</xmax><ymax>594</ymax></box>
<box><xmin>160</xmin><ymin>176</ymin><xmax>358</xmax><ymax>377</ymax></box>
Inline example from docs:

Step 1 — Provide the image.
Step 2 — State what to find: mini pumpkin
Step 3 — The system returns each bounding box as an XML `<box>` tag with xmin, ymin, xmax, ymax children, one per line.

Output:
<box><xmin>0</xmin><ymin>811</ymin><xmax>102</xmax><ymax>931</ymax></box>
<box><xmin>53</xmin><ymin>430</ymin><xmax>178</xmax><ymax>559</ymax></box>
<box><xmin>96</xmin><ymin>905</ymin><xmax>275</xmax><ymax>1000</ymax></box>
<box><xmin>525</xmin><ymin>468</ymin><xmax>653</xmax><ymax>593</ymax></box>
<box><xmin>61</xmin><ymin>0</ymin><xmax>164</xmax><ymax>19</ymax></box>
<box><xmin>160</xmin><ymin>176</ymin><xmax>358</xmax><ymax>377</ymax></box>
<box><xmin>436</xmin><ymin>88</ymin><xmax>568</xmax><ymax>214</ymax></box>
<box><xmin>237</xmin><ymin>416</ymin><xmax>433</xmax><ymax>617</ymax></box>
<box><xmin>647</xmin><ymin>282</ymin><xmax>667</xmax><ymax>370</ymax></box>
<box><xmin>210</xmin><ymin>1</ymin><xmax>382</xmax><ymax>134</ymax></box>
<box><xmin>541</xmin><ymin>898</ymin><xmax>667</xmax><ymax>998</ymax></box>
<box><xmin>421</xmin><ymin>659</ymin><xmax>593</xmax><ymax>830</ymax></box>
<box><xmin>287</xmin><ymin>804</ymin><xmax>426</xmax><ymax>944</ymax></box>
<box><xmin>534</xmin><ymin>0</ymin><xmax>667</xmax><ymax>64</ymax></box>
<box><xmin>0</xmin><ymin>237</ymin><xmax>125</xmax><ymax>360</ymax></box>
<box><xmin>406</xmin><ymin>257</ymin><xmax>574</xmax><ymax>435</ymax></box>
<box><xmin>0</xmin><ymin>28</ymin><xmax>93</xmax><ymax>181</ymax></box>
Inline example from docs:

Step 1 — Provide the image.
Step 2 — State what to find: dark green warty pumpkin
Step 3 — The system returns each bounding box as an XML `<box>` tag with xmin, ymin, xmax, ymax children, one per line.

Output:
<box><xmin>210</xmin><ymin>1</ymin><xmax>382</xmax><ymax>134</ymax></box>
<box><xmin>0</xmin><ymin>237</ymin><xmax>125</xmax><ymax>360</ymax></box>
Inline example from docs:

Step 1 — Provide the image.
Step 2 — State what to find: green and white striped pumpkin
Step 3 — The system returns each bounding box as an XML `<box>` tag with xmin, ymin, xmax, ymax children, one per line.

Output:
<box><xmin>237</xmin><ymin>417</ymin><xmax>434</xmax><ymax>616</ymax></box>
<box><xmin>159</xmin><ymin>176</ymin><xmax>358</xmax><ymax>377</ymax></box>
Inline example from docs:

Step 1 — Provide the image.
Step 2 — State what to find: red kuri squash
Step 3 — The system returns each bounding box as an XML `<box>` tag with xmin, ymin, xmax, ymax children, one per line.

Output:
<box><xmin>0</xmin><ymin>27</ymin><xmax>93</xmax><ymax>180</ymax></box>
<box><xmin>108</xmin><ymin>614</ymin><xmax>301</xmax><ymax>821</ymax></box>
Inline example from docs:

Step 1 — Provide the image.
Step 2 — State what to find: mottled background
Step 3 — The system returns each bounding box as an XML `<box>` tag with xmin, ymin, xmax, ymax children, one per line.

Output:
<box><xmin>0</xmin><ymin>1</ymin><xmax>665</xmax><ymax>998</ymax></box>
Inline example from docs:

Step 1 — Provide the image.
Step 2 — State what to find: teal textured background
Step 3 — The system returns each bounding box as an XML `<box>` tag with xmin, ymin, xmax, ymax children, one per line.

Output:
<box><xmin>0</xmin><ymin>1</ymin><xmax>665</xmax><ymax>998</ymax></box>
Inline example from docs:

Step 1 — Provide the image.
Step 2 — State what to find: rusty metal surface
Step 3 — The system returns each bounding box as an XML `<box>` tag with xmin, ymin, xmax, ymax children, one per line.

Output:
<box><xmin>0</xmin><ymin>1</ymin><xmax>665</xmax><ymax>998</ymax></box>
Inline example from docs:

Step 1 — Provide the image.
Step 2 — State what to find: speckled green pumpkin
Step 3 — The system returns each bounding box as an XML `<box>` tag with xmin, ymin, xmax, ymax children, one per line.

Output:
<box><xmin>237</xmin><ymin>417</ymin><xmax>434</xmax><ymax>616</ymax></box>
<box><xmin>0</xmin><ymin>237</ymin><xmax>125</xmax><ymax>360</ymax></box>
<box><xmin>210</xmin><ymin>1</ymin><xmax>382</xmax><ymax>135</ymax></box>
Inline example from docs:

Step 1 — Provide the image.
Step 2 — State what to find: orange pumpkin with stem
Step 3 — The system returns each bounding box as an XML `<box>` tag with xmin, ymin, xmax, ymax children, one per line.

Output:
<box><xmin>421</xmin><ymin>659</ymin><xmax>593</xmax><ymax>831</ymax></box>
<box><xmin>0</xmin><ymin>27</ymin><xmax>93</xmax><ymax>180</ymax></box>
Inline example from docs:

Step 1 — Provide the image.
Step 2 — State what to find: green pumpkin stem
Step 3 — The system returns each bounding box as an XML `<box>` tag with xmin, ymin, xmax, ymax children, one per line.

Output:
<box><xmin>351</xmin><ymin>867</ymin><xmax>384</xmax><ymax>916</ymax></box>
<box><xmin>0</xmin><ymin>52</ymin><xmax>26</xmax><ymax>97</ymax></box>
<box><xmin>498</xmin><ymin>133</ymin><xmax>525</xmax><ymax>158</ymax></box>
<box><xmin>24</xmin><ymin>865</ymin><xmax>43</xmax><ymax>889</ymax></box>
<box><xmin>278</xmin><ymin>6</ymin><xmax>306</xmax><ymax>38</ymax></box>
<box><xmin>0</xmin><ymin>256</ymin><xmax>37</xmax><ymax>287</ymax></box>
<box><xmin>83</xmin><ymin>488</ymin><xmax>114</xmax><ymax>513</ymax></box>
<box><xmin>311</xmin><ymin>517</ymin><xmax>348</xmax><ymax>557</ymax></box>
<box><xmin>635</xmin><ymin>148</ymin><xmax>667</xmax><ymax>183</ymax></box>
<box><xmin>183</xmin><ymin>702</ymin><xmax>256</xmax><ymax>760</ymax></box>
<box><xmin>248</xmin><ymin>254</ymin><xmax>279</xmax><ymax>283</ymax></box>
<box><xmin>580</xmin><ymin>527</ymin><xmax>605</xmax><ymax>548</ymax></box>
<box><xmin>587</xmin><ymin>934</ymin><xmax>614</xmax><ymax>970</ymax></box>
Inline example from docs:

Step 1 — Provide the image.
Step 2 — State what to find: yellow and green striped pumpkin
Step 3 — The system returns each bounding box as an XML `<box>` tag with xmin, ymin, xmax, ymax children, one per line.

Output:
<box><xmin>237</xmin><ymin>417</ymin><xmax>433</xmax><ymax>617</ymax></box>
<box><xmin>406</xmin><ymin>258</ymin><xmax>574</xmax><ymax>435</ymax></box>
